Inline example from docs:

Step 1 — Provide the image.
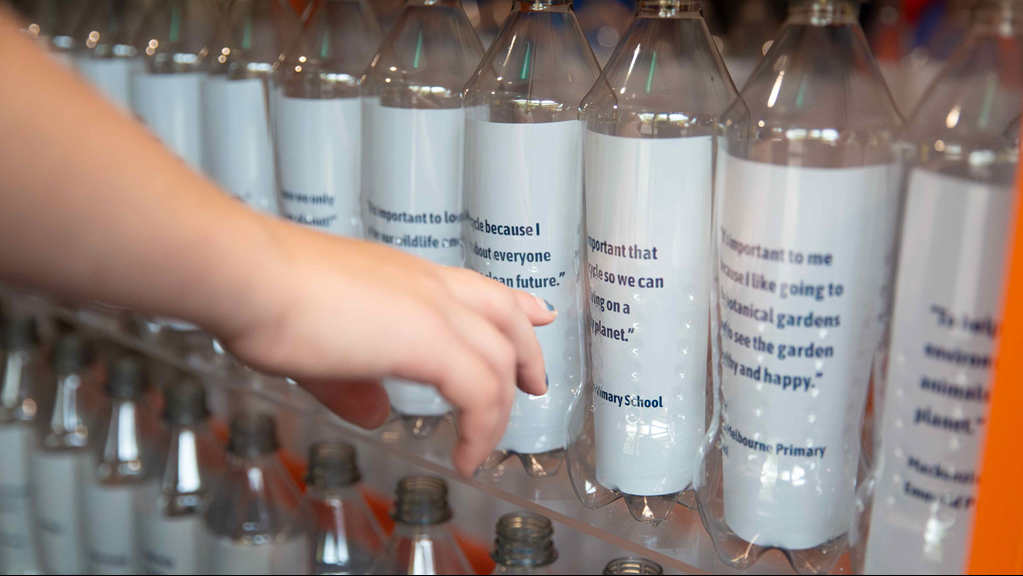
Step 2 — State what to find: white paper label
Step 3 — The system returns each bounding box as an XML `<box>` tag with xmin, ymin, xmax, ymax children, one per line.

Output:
<box><xmin>30</xmin><ymin>450</ymin><xmax>88</xmax><ymax>575</ymax></box>
<box><xmin>82</xmin><ymin>477</ymin><xmax>140</xmax><ymax>574</ymax></box>
<box><xmin>362</xmin><ymin>101</ymin><xmax>465</xmax><ymax>417</ymax></box>
<box><xmin>132</xmin><ymin>72</ymin><xmax>205</xmax><ymax>171</ymax></box>
<box><xmin>203</xmin><ymin>534</ymin><xmax>309</xmax><ymax>575</ymax></box>
<box><xmin>0</xmin><ymin>424</ymin><xmax>39</xmax><ymax>574</ymax></box>
<box><xmin>585</xmin><ymin>133</ymin><xmax>712</xmax><ymax>496</ymax></box>
<box><xmin>863</xmin><ymin>169</ymin><xmax>1012</xmax><ymax>574</ymax></box>
<box><xmin>139</xmin><ymin>488</ymin><xmax>204</xmax><ymax>576</ymax></box>
<box><xmin>75</xmin><ymin>57</ymin><xmax>137</xmax><ymax>112</ymax></box>
<box><xmin>202</xmin><ymin>76</ymin><xmax>278</xmax><ymax>215</ymax></box>
<box><xmin>715</xmin><ymin>154</ymin><xmax>897</xmax><ymax>549</ymax></box>
<box><xmin>276</xmin><ymin>97</ymin><xmax>362</xmax><ymax>236</ymax></box>
<box><xmin>464</xmin><ymin>119</ymin><xmax>586</xmax><ymax>454</ymax></box>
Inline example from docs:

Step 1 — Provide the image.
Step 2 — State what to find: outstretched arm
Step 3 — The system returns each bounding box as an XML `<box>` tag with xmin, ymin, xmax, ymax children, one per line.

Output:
<box><xmin>0</xmin><ymin>8</ymin><xmax>555</xmax><ymax>476</ymax></box>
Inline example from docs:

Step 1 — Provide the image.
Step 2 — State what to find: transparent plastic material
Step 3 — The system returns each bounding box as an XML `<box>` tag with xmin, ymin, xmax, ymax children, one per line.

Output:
<box><xmin>202</xmin><ymin>414</ymin><xmax>311</xmax><ymax>575</ymax></box>
<box><xmin>22</xmin><ymin>0</ymin><xmax>88</xmax><ymax>62</ymax></box>
<box><xmin>565</xmin><ymin>0</ymin><xmax>736</xmax><ymax>525</ymax></box>
<box><xmin>490</xmin><ymin>511</ymin><xmax>558</xmax><ymax>575</ymax></box>
<box><xmin>138</xmin><ymin>378</ymin><xmax>226</xmax><ymax>575</ymax></box>
<box><xmin>603</xmin><ymin>557</ymin><xmax>664</xmax><ymax>575</ymax></box>
<box><xmin>461</xmin><ymin>0</ymin><xmax>600</xmax><ymax>477</ymax></box>
<box><xmin>694</xmin><ymin>0</ymin><xmax>902</xmax><ymax>572</ymax></box>
<box><xmin>30</xmin><ymin>334</ymin><xmax>101</xmax><ymax>575</ymax></box>
<box><xmin>360</xmin><ymin>0</ymin><xmax>483</xmax><ymax>436</ymax></box>
<box><xmin>368</xmin><ymin>476</ymin><xmax>473</xmax><ymax>575</ymax></box>
<box><xmin>851</xmin><ymin>1</ymin><xmax>1023</xmax><ymax>573</ymax></box>
<box><xmin>202</xmin><ymin>0</ymin><xmax>302</xmax><ymax>215</ymax></box>
<box><xmin>81</xmin><ymin>354</ymin><xmax>164</xmax><ymax>574</ymax></box>
<box><xmin>719</xmin><ymin>0</ymin><xmax>783</xmax><ymax>89</ymax></box>
<box><xmin>305</xmin><ymin>442</ymin><xmax>384</xmax><ymax>575</ymax></box>
<box><xmin>71</xmin><ymin>0</ymin><xmax>148</xmax><ymax>111</ymax></box>
<box><xmin>132</xmin><ymin>0</ymin><xmax>220</xmax><ymax>171</ymax></box>
<box><xmin>275</xmin><ymin>0</ymin><xmax>381</xmax><ymax>236</ymax></box>
<box><xmin>0</xmin><ymin>313</ymin><xmax>45</xmax><ymax>575</ymax></box>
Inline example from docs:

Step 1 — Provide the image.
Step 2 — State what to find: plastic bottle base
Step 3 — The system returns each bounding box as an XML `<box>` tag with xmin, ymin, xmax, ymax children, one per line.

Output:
<box><xmin>396</xmin><ymin>412</ymin><xmax>447</xmax><ymax>438</ymax></box>
<box><xmin>478</xmin><ymin>448</ymin><xmax>565</xmax><ymax>478</ymax></box>
<box><xmin>622</xmin><ymin>492</ymin><xmax>684</xmax><ymax>526</ymax></box>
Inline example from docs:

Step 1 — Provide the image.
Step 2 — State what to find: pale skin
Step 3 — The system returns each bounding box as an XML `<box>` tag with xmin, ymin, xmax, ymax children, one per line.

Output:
<box><xmin>0</xmin><ymin>8</ymin><xmax>555</xmax><ymax>476</ymax></box>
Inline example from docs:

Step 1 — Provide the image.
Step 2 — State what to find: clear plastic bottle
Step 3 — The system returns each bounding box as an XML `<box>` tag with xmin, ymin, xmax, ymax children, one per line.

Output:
<box><xmin>490</xmin><ymin>511</ymin><xmax>557</xmax><ymax>575</ymax></box>
<box><xmin>0</xmin><ymin>314</ymin><xmax>45</xmax><ymax>575</ymax></box>
<box><xmin>461</xmin><ymin>0</ymin><xmax>600</xmax><ymax>477</ymax></box>
<box><xmin>851</xmin><ymin>1</ymin><xmax>1023</xmax><ymax>573</ymax></box>
<box><xmin>275</xmin><ymin>0</ymin><xmax>381</xmax><ymax>237</ymax></box>
<box><xmin>29</xmin><ymin>334</ymin><xmax>98</xmax><ymax>575</ymax></box>
<box><xmin>368</xmin><ymin>476</ymin><xmax>472</xmax><ymax>575</ymax></box>
<box><xmin>565</xmin><ymin>0</ymin><xmax>736</xmax><ymax>525</ymax></box>
<box><xmin>602</xmin><ymin>557</ymin><xmax>664</xmax><ymax>575</ymax></box>
<box><xmin>360</xmin><ymin>0</ymin><xmax>483</xmax><ymax>438</ymax></box>
<box><xmin>23</xmin><ymin>0</ymin><xmax>88</xmax><ymax>64</ymax></box>
<box><xmin>71</xmin><ymin>0</ymin><xmax>149</xmax><ymax>111</ymax></box>
<box><xmin>202</xmin><ymin>0</ymin><xmax>302</xmax><ymax>215</ymax></box>
<box><xmin>202</xmin><ymin>413</ymin><xmax>311</xmax><ymax>575</ymax></box>
<box><xmin>138</xmin><ymin>377</ymin><xmax>225</xmax><ymax>575</ymax></box>
<box><xmin>694</xmin><ymin>0</ymin><xmax>902</xmax><ymax>572</ymax></box>
<box><xmin>305</xmin><ymin>441</ymin><xmax>384</xmax><ymax>575</ymax></box>
<box><xmin>132</xmin><ymin>0</ymin><xmax>219</xmax><ymax>171</ymax></box>
<box><xmin>81</xmin><ymin>353</ymin><xmax>164</xmax><ymax>575</ymax></box>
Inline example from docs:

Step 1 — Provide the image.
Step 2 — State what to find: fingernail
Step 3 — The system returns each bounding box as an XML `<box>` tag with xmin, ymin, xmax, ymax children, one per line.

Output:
<box><xmin>536</xmin><ymin>295</ymin><xmax>556</xmax><ymax>314</ymax></box>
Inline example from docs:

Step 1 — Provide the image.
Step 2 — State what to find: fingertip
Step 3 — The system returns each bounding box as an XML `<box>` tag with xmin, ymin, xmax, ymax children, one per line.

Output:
<box><xmin>300</xmin><ymin>379</ymin><xmax>391</xmax><ymax>430</ymax></box>
<box><xmin>513</xmin><ymin>291</ymin><xmax>557</xmax><ymax>326</ymax></box>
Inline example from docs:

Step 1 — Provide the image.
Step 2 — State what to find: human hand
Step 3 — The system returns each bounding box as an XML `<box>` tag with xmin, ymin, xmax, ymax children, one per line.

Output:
<box><xmin>218</xmin><ymin>220</ymin><xmax>557</xmax><ymax>476</ymax></box>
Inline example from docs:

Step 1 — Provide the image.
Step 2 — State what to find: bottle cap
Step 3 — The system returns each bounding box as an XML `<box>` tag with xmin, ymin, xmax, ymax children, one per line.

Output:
<box><xmin>227</xmin><ymin>413</ymin><xmax>279</xmax><ymax>457</ymax></box>
<box><xmin>491</xmin><ymin>511</ymin><xmax>557</xmax><ymax>568</ymax></box>
<box><xmin>163</xmin><ymin>377</ymin><xmax>209</xmax><ymax>426</ymax></box>
<box><xmin>307</xmin><ymin>442</ymin><xmax>361</xmax><ymax>489</ymax></box>
<box><xmin>51</xmin><ymin>333</ymin><xmax>94</xmax><ymax>374</ymax></box>
<box><xmin>392</xmin><ymin>476</ymin><xmax>452</xmax><ymax>526</ymax></box>
<box><xmin>3</xmin><ymin>315</ymin><xmax>38</xmax><ymax>350</ymax></box>
<box><xmin>105</xmin><ymin>354</ymin><xmax>147</xmax><ymax>400</ymax></box>
<box><xmin>603</xmin><ymin>558</ymin><xmax>664</xmax><ymax>575</ymax></box>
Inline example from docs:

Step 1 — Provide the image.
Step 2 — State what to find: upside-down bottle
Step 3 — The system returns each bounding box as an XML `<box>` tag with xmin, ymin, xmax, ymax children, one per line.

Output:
<box><xmin>305</xmin><ymin>441</ymin><xmax>384</xmax><ymax>575</ymax></box>
<box><xmin>202</xmin><ymin>413</ymin><xmax>311</xmax><ymax>575</ymax></box>
<box><xmin>360</xmin><ymin>0</ymin><xmax>483</xmax><ymax>438</ymax></box>
<box><xmin>72</xmin><ymin>0</ymin><xmax>149</xmax><ymax>111</ymax></box>
<box><xmin>138</xmin><ymin>376</ymin><xmax>226</xmax><ymax>575</ymax></box>
<box><xmin>694</xmin><ymin>0</ymin><xmax>902</xmax><ymax>573</ymax></box>
<box><xmin>490</xmin><ymin>511</ymin><xmax>558</xmax><ymax>575</ymax></box>
<box><xmin>132</xmin><ymin>0</ymin><xmax>220</xmax><ymax>171</ymax></box>
<box><xmin>202</xmin><ymin>0</ymin><xmax>302</xmax><ymax>215</ymax></box>
<box><xmin>275</xmin><ymin>0</ymin><xmax>381</xmax><ymax>236</ymax></box>
<box><xmin>461</xmin><ymin>0</ymin><xmax>600</xmax><ymax>477</ymax></box>
<box><xmin>367</xmin><ymin>476</ymin><xmax>472</xmax><ymax>575</ymax></box>
<box><xmin>851</xmin><ymin>1</ymin><xmax>1023</xmax><ymax>573</ymax></box>
<box><xmin>0</xmin><ymin>314</ymin><xmax>46</xmax><ymax>575</ymax></box>
<box><xmin>566</xmin><ymin>0</ymin><xmax>736</xmax><ymax>525</ymax></box>
<box><xmin>29</xmin><ymin>334</ymin><xmax>99</xmax><ymax>575</ymax></box>
<box><xmin>81</xmin><ymin>353</ymin><xmax>163</xmax><ymax>575</ymax></box>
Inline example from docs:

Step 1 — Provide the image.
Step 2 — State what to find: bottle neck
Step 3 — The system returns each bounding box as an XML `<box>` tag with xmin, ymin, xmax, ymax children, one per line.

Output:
<box><xmin>786</xmin><ymin>0</ymin><xmax>860</xmax><ymax>26</ymax></box>
<box><xmin>1</xmin><ymin>349</ymin><xmax>35</xmax><ymax>421</ymax></box>
<box><xmin>100</xmin><ymin>399</ymin><xmax>144</xmax><ymax>472</ymax></box>
<box><xmin>404</xmin><ymin>0</ymin><xmax>462</xmax><ymax>6</ymax></box>
<box><xmin>636</xmin><ymin>0</ymin><xmax>701</xmax><ymax>17</ymax></box>
<box><xmin>973</xmin><ymin>0</ymin><xmax>1023</xmax><ymax>35</ymax></box>
<box><xmin>163</xmin><ymin>424</ymin><xmax>207</xmax><ymax>497</ymax></box>
<box><xmin>47</xmin><ymin>371</ymin><xmax>88</xmax><ymax>446</ymax></box>
<box><xmin>515</xmin><ymin>0</ymin><xmax>573</xmax><ymax>12</ymax></box>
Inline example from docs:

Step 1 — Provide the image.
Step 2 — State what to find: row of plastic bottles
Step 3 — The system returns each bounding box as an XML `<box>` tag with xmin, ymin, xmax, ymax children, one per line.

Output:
<box><xmin>8</xmin><ymin>0</ymin><xmax>1023</xmax><ymax>573</ymax></box>
<box><xmin>0</xmin><ymin>308</ymin><xmax>667</xmax><ymax>575</ymax></box>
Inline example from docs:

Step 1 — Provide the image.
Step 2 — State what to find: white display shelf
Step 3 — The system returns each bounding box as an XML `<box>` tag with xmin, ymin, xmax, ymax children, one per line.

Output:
<box><xmin>63</xmin><ymin>304</ymin><xmax>852</xmax><ymax>576</ymax></box>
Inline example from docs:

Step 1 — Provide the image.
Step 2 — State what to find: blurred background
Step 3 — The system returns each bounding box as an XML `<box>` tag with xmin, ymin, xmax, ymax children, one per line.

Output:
<box><xmin>4</xmin><ymin>0</ymin><xmax>977</xmax><ymax>116</ymax></box>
